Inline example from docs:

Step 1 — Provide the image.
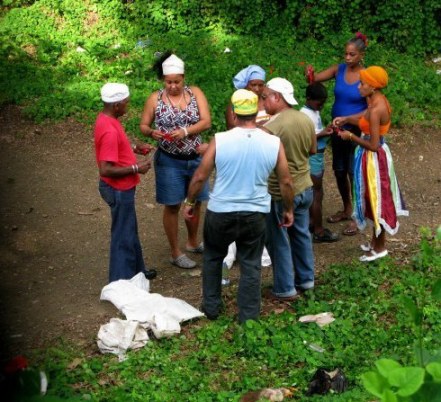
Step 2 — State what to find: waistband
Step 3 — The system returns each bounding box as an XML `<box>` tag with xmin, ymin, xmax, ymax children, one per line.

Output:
<box><xmin>362</xmin><ymin>134</ymin><xmax>385</xmax><ymax>145</ymax></box>
<box><xmin>316</xmin><ymin>148</ymin><xmax>326</xmax><ymax>154</ymax></box>
<box><xmin>159</xmin><ymin>147</ymin><xmax>199</xmax><ymax>161</ymax></box>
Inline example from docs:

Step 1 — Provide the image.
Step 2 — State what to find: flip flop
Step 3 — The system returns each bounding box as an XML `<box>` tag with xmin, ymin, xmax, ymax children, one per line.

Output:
<box><xmin>342</xmin><ymin>221</ymin><xmax>358</xmax><ymax>236</ymax></box>
<box><xmin>327</xmin><ymin>211</ymin><xmax>351</xmax><ymax>223</ymax></box>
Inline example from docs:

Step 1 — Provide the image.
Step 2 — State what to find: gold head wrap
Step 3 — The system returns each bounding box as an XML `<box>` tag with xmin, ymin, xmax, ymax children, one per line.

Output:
<box><xmin>359</xmin><ymin>66</ymin><xmax>389</xmax><ymax>89</ymax></box>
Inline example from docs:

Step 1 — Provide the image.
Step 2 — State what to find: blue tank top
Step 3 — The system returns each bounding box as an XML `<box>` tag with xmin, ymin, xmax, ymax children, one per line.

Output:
<box><xmin>331</xmin><ymin>64</ymin><xmax>367</xmax><ymax>118</ymax></box>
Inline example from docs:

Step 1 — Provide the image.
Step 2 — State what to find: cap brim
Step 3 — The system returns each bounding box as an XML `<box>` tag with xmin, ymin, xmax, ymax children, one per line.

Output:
<box><xmin>283</xmin><ymin>94</ymin><xmax>298</xmax><ymax>106</ymax></box>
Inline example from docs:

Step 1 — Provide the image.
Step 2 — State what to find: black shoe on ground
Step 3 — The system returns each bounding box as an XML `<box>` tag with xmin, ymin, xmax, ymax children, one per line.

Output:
<box><xmin>262</xmin><ymin>287</ymin><xmax>301</xmax><ymax>302</ymax></box>
<box><xmin>144</xmin><ymin>269</ymin><xmax>157</xmax><ymax>280</ymax></box>
<box><xmin>201</xmin><ymin>307</ymin><xmax>219</xmax><ymax>321</ymax></box>
<box><xmin>313</xmin><ymin>228</ymin><xmax>340</xmax><ymax>243</ymax></box>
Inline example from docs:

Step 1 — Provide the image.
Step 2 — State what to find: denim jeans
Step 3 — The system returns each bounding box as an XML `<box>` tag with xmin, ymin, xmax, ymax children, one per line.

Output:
<box><xmin>202</xmin><ymin>210</ymin><xmax>266</xmax><ymax>323</ymax></box>
<box><xmin>265</xmin><ymin>187</ymin><xmax>314</xmax><ymax>297</ymax></box>
<box><xmin>99</xmin><ymin>180</ymin><xmax>146</xmax><ymax>283</ymax></box>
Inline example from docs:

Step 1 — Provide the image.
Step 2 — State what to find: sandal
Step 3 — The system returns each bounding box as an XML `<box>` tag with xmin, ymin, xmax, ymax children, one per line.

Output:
<box><xmin>359</xmin><ymin>249</ymin><xmax>388</xmax><ymax>262</ymax></box>
<box><xmin>327</xmin><ymin>211</ymin><xmax>351</xmax><ymax>223</ymax></box>
<box><xmin>170</xmin><ymin>254</ymin><xmax>197</xmax><ymax>269</ymax></box>
<box><xmin>185</xmin><ymin>242</ymin><xmax>204</xmax><ymax>253</ymax></box>
<box><xmin>313</xmin><ymin>228</ymin><xmax>340</xmax><ymax>243</ymax></box>
<box><xmin>342</xmin><ymin>221</ymin><xmax>358</xmax><ymax>236</ymax></box>
<box><xmin>360</xmin><ymin>243</ymin><xmax>373</xmax><ymax>252</ymax></box>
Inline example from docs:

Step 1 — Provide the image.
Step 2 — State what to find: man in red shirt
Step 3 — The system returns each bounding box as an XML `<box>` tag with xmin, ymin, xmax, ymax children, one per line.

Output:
<box><xmin>94</xmin><ymin>83</ymin><xmax>157</xmax><ymax>282</ymax></box>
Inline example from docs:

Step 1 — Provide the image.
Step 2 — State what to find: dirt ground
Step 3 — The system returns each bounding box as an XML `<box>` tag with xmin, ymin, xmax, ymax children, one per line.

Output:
<box><xmin>0</xmin><ymin>104</ymin><xmax>440</xmax><ymax>361</ymax></box>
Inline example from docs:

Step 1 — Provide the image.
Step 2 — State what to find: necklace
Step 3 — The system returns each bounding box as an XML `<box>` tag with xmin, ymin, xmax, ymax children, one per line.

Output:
<box><xmin>166</xmin><ymin>91</ymin><xmax>184</xmax><ymax>110</ymax></box>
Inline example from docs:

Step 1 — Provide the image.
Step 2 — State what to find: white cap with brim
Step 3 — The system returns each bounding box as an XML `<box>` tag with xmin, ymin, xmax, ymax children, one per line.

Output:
<box><xmin>101</xmin><ymin>83</ymin><xmax>130</xmax><ymax>103</ymax></box>
<box><xmin>162</xmin><ymin>54</ymin><xmax>185</xmax><ymax>75</ymax></box>
<box><xmin>266</xmin><ymin>77</ymin><xmax>298</xmax><ymax>106</ymax></box>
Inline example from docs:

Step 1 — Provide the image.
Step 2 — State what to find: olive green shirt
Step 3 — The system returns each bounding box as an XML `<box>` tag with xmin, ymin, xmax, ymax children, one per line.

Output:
<box><xmin>265</xmin><ymin>108</ymin><xmax>314</xmax><ymax>198</ymax></box>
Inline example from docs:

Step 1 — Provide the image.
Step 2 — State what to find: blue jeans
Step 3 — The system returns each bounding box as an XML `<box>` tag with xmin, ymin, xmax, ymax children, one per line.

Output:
<box><xmin>99</xmin><ymin>180</ymin><xmax>146</xmax><ymax>283</ymax></box>
<box><xmin>202</xmin><ymin>210</ymin><xmax>266</xmax><ymax>323</ymax></box>
<box><xmin>265</xmin><ymin>187</ymin><xmax>314</xmax><ymax>297</ymax></box>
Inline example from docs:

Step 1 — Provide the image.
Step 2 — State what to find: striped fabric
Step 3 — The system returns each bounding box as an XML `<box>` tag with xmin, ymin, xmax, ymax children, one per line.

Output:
<box><xmin>352</xmin><ymin>138</ymin><xmax>409</xmax><ymax>237</ymax></box>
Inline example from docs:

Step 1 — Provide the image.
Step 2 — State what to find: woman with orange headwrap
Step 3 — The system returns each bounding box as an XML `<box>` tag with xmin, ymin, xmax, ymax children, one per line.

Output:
<box><xmin>333</xmin><ymin>66</ymin><xmax>408</xmax><ymax>262</ymax></box>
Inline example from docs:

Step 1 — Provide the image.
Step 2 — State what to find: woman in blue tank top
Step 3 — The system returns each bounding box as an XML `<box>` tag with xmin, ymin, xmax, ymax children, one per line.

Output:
<box><xmin>306</xmin><ymin>33</ymin><xmax>368</xmax><ymax>236</ymax></box>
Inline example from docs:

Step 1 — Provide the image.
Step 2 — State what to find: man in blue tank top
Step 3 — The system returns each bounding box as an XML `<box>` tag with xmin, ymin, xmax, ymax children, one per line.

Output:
<box><xmin>182</xmin><ymin>89</ymin><xmax>294</xmax><ymax>323</ymax></box>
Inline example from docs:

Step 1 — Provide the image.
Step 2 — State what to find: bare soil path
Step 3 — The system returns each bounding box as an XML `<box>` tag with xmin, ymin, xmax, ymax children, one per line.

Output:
<box><xmin>0</xmin><ymin>105</ymin><xmax>440</xmax><ymax>361</ymax></box>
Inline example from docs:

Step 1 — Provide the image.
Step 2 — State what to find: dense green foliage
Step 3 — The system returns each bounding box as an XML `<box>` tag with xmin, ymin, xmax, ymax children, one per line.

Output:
<box><xmin>4</xmin><ymin>0</ymin><xmax>440</xmax><ymax>54</ymax></box>
<box><xmin>1</xmin><ymin>0</ymin><xmax>440</xmax><ymax>139</ymax></box>
<box><xmin>20</xmin><ymin>230</ymin><xmax>440</xmax><ymax>401</ymax></box>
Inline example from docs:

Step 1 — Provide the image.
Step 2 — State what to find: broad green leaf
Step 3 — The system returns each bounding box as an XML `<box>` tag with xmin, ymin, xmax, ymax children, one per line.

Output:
<box><xmin>426</xmin><ymin>362</ymin><xmax>441</xmax><ymax>382</ymax></box>
<box><xmin>376</xmin><ymin>359</ymin><xmax>402</xmax><ymax>379</ymax></box>
<box><xmin>362</xmin><ymin>371</ymin><xmax>390</xmax><ymax>398</ymax></box>
<box><xmin>382</xmin><ymin>389</ymin><xmax>398</xmax><ymax>402</ymax></box>
<box><xmin>432</xmin><ymin>279</ymin><xmax>441</xmax><ymax>301</ymax></box>
<box><xmin>388</xmin><ymin>367</ymin><xmax>425</xmax><ymax>397</ymax></box>
<box><xmin>415</xmin><ymin>381</ymin><xmax>441</xmax><ymax>401</ymax></box>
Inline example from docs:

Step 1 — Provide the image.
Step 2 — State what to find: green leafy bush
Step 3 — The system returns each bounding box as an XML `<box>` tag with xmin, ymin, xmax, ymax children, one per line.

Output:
<box><xmin>1</xmin><ymin>0</ymin><xmax>440</xmax><ymax>133</ymax></box>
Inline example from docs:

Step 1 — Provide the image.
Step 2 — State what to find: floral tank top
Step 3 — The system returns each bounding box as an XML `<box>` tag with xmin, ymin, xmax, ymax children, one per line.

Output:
<box><xmin>155</xmin><ymin>86</ymin><xmax>201</xmax><ymax>156</ymax></box>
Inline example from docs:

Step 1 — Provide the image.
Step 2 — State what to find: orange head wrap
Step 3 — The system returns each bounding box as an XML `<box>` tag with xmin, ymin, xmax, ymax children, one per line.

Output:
<box><xmin>359</xmin><ymin>66</ymin><xmax>389</xmax><ymax>89</ymax></box>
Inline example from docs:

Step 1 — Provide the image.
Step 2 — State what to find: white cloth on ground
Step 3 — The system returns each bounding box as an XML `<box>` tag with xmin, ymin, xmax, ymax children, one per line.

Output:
<box><xmin>298</xmin><ymin>312</ymin><xmax>335</xmax><ymax>327</ymax></box>
<box><xmin>97</xmin><ymin>318</ymin><xmax>149</xmax><ymax>356</ymax></box>
<box><xmin>99</xmin><ymin>272</ymin><xmax>204</xmax><ymax>351</ymax></box>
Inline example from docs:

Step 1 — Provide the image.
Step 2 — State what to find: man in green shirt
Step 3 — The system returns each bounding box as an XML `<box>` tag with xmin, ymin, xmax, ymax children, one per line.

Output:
<box><xmin>263</xmin><ymin>77</ymin><xmax>317</xmax><ymax>301</ymax></box>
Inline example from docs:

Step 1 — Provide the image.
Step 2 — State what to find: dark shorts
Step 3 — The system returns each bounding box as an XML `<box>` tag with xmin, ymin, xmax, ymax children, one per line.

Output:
<box><xmin>331</xmin><ymin>124</ymin><xmax>361</xmax><ymax>175</ymax></box>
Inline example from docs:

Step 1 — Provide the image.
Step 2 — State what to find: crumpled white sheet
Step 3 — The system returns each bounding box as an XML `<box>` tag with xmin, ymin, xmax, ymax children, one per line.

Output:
<box><xmin>97</xmin><ymin>318</ymin><xmax>149</xmax><ymax>357</ymax></box>
<box><xmin>98</xmin><ymin>273</ymin><xmax>204</xmax><ymax>355</ymax></box>
<box><xmin>223</xmin><ymin>242</ymin><xmax>272</xmax><ymax>268</ymax></box>
<box><xmin>298</xmin><ymin>312</ymin><xmax>335</xmax><ymax>327</ymax></box>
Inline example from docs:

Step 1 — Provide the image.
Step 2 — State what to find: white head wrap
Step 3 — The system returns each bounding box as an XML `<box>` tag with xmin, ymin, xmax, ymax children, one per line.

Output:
<box><xmin>162</xmin><ymin>54</ymin><xmax>185</xmax><ymax>75</ymax></box>
<box><xmin>101</xmin><ymin>83</ymin><xmax>130</xmax><ymax>103</ymax></box>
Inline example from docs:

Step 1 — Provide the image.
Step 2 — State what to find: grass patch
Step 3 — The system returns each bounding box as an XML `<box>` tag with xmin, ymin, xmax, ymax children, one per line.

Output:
<box><xmin>18</xmin><ymin>231</ymin><xmax>440</xmax><ymax>401</ymax></box>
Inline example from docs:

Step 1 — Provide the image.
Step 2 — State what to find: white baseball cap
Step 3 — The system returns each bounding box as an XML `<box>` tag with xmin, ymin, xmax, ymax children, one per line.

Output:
<box><xmin>266</xmin><ymin>77</ymin><xmax>298</xmax><ymax>105</ymax></box>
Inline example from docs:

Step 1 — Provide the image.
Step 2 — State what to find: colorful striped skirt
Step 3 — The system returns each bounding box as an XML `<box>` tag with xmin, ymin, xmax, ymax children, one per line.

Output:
<box><xmin>352</xmin><ymin>139</ymin><xmax>409</xmax><ymax>237</ymax></box>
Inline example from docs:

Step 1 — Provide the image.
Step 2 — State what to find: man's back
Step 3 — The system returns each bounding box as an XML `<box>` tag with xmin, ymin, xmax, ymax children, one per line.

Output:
<box><xmin>208</xmin><ymin>127</ymin><xmax>280</xmax><ymax>213</ymax></box>
<box><xmin>265</xmin><ymin>108</ymin><xmax>314</xmax><ymax>197</ymax></box>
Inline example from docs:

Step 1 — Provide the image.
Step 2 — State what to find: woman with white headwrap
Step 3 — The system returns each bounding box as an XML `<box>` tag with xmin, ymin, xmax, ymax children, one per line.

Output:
<box><xmin>225</xmin><ymin>65</ymin><xmax>269</xmax><ymax>129</ymax></box>
<box><xmin>140</xmin><ymin>52</ymin><xmax>211</xmax><ymax>269</ymax></box>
